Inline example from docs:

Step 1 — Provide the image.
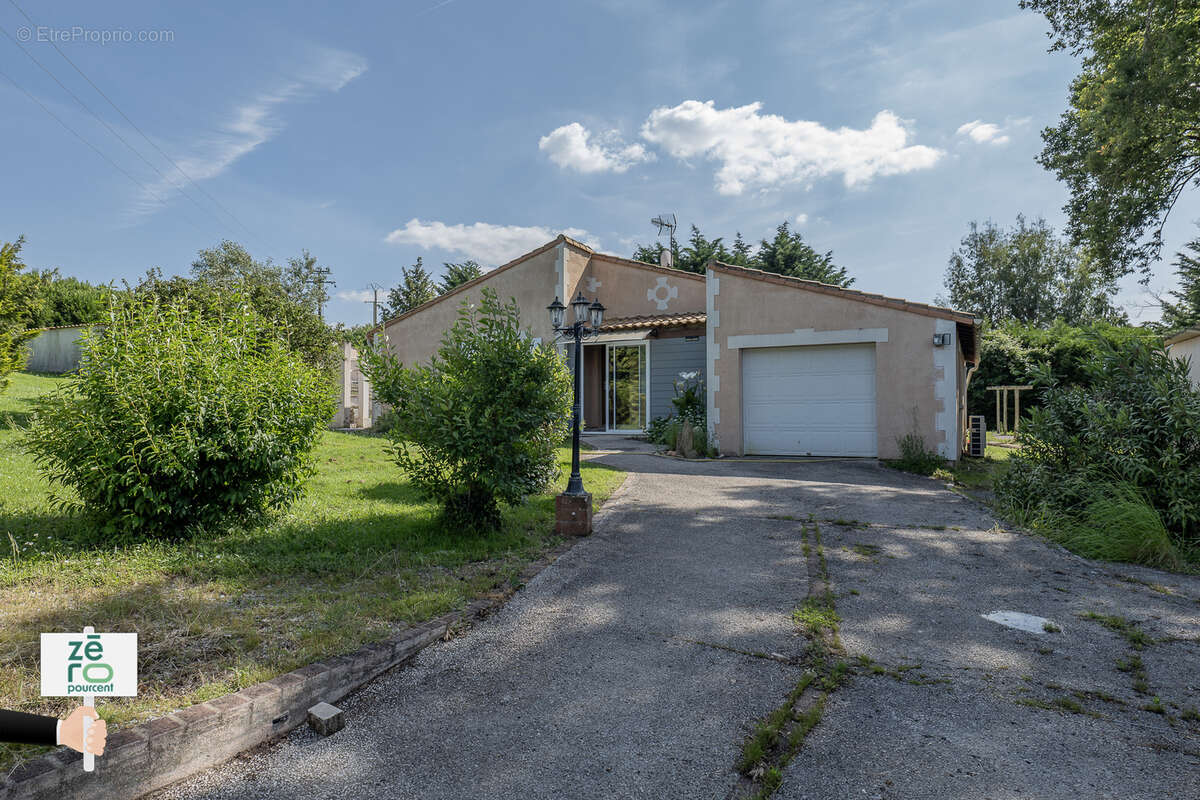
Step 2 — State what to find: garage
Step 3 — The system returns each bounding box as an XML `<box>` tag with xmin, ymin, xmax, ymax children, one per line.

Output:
<box><xmin>741</xmin><ymin>343</ymin><xmax>877</xmax><ymax>457</ymax></box>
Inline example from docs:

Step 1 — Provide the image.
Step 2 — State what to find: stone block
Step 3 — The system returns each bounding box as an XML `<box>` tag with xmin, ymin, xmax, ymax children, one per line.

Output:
<box><xmin>555</xmin><ymin>492</ymin><xmax>592</xmax><ymax>536</ymax></box>
<box><xmin>306</xmin><ymin>702</ymin><xmax>345</xmax><ymax>736</ymax></box>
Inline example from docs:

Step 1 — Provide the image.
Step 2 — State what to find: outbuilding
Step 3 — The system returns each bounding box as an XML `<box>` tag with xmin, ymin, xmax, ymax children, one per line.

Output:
<box><xmin>376</xmin><ymin>235</ymin><xmax>979</xmax><ymax>461</ymax></box>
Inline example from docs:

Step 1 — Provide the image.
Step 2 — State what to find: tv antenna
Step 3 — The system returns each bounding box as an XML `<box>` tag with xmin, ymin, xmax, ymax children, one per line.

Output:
<box><xmin>651</xmin><ymin>213</ymin><xmax>676</xmax><ymax>239</ymax></box>
<box><xmin>650</xmin><ymin>214</ymin><xmax>677</xmax><ymax>267</ymax></box>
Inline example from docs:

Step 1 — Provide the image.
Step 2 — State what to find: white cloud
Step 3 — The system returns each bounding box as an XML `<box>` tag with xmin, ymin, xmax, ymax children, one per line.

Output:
<box><xmin>794</xmin><ymin>213</ymin><xmax>809</xmax><ymax>225</ymax></box>
<box><xmin>385</xmin><ymin>220</ymin><xmax>601</xmax><ymax>265</ymax></box>
<box><xmin>639</xmin><ymin>100</ymin><xmax>942</xmax><ymax>194</ymax></box>
<box><xmin>956</xmin><ymin>120</ymin><xmax>1010</xmax><ymax>146</ymax></box>
<box><xmin>539</xmin><ymin>122</ymin><xmax>653</xmax><ymax>174</ymax></box>
<box><xmin>129</xmin><ymin>47</ymin><xmax>367</xmax><ymax>220</ymax></box>
<box><xmin>337</xmin><ymin>289</ymin><xmax>374</xmax><ymax>303</ymax></box>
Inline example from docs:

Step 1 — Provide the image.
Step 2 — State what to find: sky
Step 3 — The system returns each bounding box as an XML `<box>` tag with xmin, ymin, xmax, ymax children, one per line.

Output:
<box><xmin>2</xmin><ymin>0</ymin><xmax>1197</xmax><ymax>326</ymax></box>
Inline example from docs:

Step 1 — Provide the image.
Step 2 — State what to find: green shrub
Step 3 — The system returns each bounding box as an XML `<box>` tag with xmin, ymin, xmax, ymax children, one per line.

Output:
<box><xmin>645</xmin><ymin>414</ymin><xmax>676</xmax><ymax>446</ymax></box>
<box><xmin>24</xmin><ymin>290</ymin><xmax>334</xmax><ymax>537</ymax></box>
<box><xmin>888</xmin><ymin>432</ymin><xmax>946</xmax><ymax>476</ymax></box>
<box><xmin>971</xmin><ymin>321</ymin><xmax>1161</xmax><ymax>429</ymax></box>
<box><xmin>360</xmin><ymin>288</ymin><xmax>572</xmax><ymax>531</ymax></box>
<box><xmin>372</xmin><ymin>407</ymin><xmax>399</xmax><ymax>435</ymax></box>
<box><xmin>996</xmin><ymin>334</ymin><xmax>1200</xmax><ymax>560</ymax></box>
<box><xmin>671</xmin><ymin>370</ymin><xmax>706</xmax><ymax>431</ymax></box>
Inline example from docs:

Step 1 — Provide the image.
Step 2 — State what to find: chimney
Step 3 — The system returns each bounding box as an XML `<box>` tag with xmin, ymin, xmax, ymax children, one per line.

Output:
<box><xmin>659</xmin><ymin>248</ymin><xmax>674</xmax><ymax>268</ymax></box>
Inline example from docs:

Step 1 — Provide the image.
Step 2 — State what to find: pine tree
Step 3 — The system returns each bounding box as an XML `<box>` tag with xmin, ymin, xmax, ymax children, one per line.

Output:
<box><xmin>1161</xmin><ymin>234</ymin><xmax>1200</xmax><ymax>331</ymax></box>
<box><xmin>386</xmin><ymin>258</ymin><xmax>438</xmax><ymax>318</ymax></box>
<box><xmin>756</xmin><ymin>223</ymin><xmax>853</xmax><ymax>287</ymax></box>
<box><xmin>729</xmin><ymin>232</ymin><xmax>753</xmax><ymax>266</ymax></box>
<box><xmin>439</xmin><ymin>261</ymin><xmax>483</xmax><ymax>294</ymax></box>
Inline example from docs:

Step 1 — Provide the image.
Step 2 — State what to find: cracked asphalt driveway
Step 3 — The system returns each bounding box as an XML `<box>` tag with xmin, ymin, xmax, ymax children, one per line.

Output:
<box><xmin>156</xmin><ymin>442</ymin><xmax>1200</xmax><ymax>800</ymax></box>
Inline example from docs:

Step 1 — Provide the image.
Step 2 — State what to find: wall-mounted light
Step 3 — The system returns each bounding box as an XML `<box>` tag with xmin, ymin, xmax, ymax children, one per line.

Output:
<box><xmin>933</xmin><ymin>332</ymin><xmax>952</xmax><ymax>347</ymax></box>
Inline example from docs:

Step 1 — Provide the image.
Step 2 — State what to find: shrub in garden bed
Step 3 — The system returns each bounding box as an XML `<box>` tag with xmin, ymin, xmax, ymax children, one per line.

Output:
<box><xmin>995</xmin><ymin>335</ymin><xmax>1200</xmax><ymax>567</ymax></box>
<box><xmin>24</xmin><ymin>290</ymin><xmax>334</xmax><ymax>538</ymax></box>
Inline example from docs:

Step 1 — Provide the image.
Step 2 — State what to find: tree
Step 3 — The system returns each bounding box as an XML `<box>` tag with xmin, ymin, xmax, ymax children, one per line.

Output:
<box><xmin>27</xmin><ymin>271</ymin><xmax>107</xmax><ymax>328</ymax></box>
<box><xmin>360</xmin><ymin>288</ymin><xmax>572</xmax><ymax>531</ymax></box>
<box><xmin>440</xmin><ymin>260</ymin><xmax>483</xmax><ymax>294</ymax></box>
<box><xmin>1161</xmin><ymin>233</ymin><xmax>1200</xmax><ymax>332</ymax></box>
<box><xmin>942</xmin><ymin>215</ymin><xmax>1124</xmax><ymax>326</ymax></box>
<box><xmin>386</xmin><ymin>258</ymin><xmax>438</xmax><ymax>317</ymax></box>
<box><xmin>631</xmin><ymin>222</ymin><xmax>853</xmax><ymax>286</ymax></box>
<box><xmin>283</xmin><ymin>249</ymin><xmax>332</xmax><ymax>316</ymax></box>
<box><xmin>140</xmin><ymin>240</ymin><xmax>338</xmax><ymax>372</ymax></box>
<box><xmin>756</xmin><ymin>222</ymin><xmax>853</xmax><ymax>286</ymax></box>
<box><xmin>0</xmin><ymin>236</ymin><xmax>39</xmax><ymax>390</ymax></box>
<box><xmin>631</xmin><ymin>235</ymin><xmax>680</xmax><ymax>269</ymax></box>
<box><xmin>1021</xmin><ymin>0</ymin><xmax>1200</xmax><ymax>279</ymax></box>
<box><xmin>729</xmin><ymin>232</ymin><xmax>754</xmax><ymax>267</ymax></box>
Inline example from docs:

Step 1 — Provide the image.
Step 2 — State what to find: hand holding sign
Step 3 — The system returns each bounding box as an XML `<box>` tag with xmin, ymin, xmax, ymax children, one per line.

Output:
<box><xmin>61</xmin><ymin>706</ymin><xmax>107</xmax><ymax>755</ymax></box>
<box><xmin>41</xmin><ymin>627</ymin><xmax>136</xmax><ymax>772</ymax></box>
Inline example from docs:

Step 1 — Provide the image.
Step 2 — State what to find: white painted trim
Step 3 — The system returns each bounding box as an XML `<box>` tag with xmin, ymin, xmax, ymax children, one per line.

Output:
<box><xmin>603</xmin><ymin>340</ymin><xmax>650</xmax><ymax>434</ymax></box>
<box><xmin>705</xmin><ymin>270</ymin><xmax>721</xmax><ymax>449</ymax></box>
<box><xmin>933</xmin><ymin>318</ymin><xmax>957</xmax><ymax>459</ymax></box>
<box><xmin>555</xmin><ymin>241</ymin><xmax>567</xmax><ymax>304</ymax></box>
<box><xmin>725</xmin><ymin>327</ymin><xmax>889</xmax><ymax>351</ymax></box>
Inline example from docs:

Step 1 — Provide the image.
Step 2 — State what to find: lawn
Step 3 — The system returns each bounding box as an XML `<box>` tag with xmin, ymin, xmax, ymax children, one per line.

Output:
<box><xmin>0</xmin><ymin>371</ymin><xmax>625</xmax><ymax>771</ymax></box>
<box><xmin>940</xmin><ymin>440</ymin><xmax>1015</xmax><ymax>496</ymax></box>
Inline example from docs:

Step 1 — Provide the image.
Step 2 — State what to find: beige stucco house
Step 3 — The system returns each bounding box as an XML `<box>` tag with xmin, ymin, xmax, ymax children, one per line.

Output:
<box><xmin>375</xmin><ymin>235</ymin><xmax>980</xmax><ymax>461</ymax></box>
<box><xmin>1166</xmin><ymin>327</ymin><xmax>1200</xmax><ymax>388</ymax></box>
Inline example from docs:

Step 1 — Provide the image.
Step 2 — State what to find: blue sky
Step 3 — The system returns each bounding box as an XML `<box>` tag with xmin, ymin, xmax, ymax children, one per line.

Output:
<box><xmin>3</xmin><ymin>0</ymin><xmax>1197</xmax><ymax>325</ymax></box>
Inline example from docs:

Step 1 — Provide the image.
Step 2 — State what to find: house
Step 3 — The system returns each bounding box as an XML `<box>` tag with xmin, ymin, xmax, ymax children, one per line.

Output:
<box><xmin>376</xmin><ymin>235</ymin><xmax>980</xmax><ymax>460</ymax></box>
<box><xmin>332</xmin><ymin>341</ymin><xmax>374</xmax><ymax>429</ymax></box>
<box><xmin>1166</xmin><ymin>327</ymin><xmax>1200</xmax><ymax>388</ymax></box>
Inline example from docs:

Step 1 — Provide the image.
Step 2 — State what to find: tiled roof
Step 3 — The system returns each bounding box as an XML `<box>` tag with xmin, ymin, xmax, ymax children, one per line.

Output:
<box><xmin>599</xmin><ymin>312</ymin><xmax>706</xmax><ymax>331</ymax></box>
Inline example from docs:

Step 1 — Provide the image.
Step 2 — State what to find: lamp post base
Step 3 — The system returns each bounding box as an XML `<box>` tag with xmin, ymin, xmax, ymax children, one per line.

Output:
<box><xmin>554</xmin><ymin>492</ymin><xmax>593</xmax><ymax>536</ymax></box>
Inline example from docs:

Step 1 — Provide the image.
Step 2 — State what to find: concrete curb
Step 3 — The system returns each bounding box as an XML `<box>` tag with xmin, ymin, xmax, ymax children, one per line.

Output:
<box><xmin>0</xmin><ymin>483</ymin><xmax>632</xmax><ymax>800</ymax></box>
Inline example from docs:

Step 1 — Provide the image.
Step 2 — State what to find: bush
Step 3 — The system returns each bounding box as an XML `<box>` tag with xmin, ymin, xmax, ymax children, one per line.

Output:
<box><xmin>645</xmin><ymin>415</ymin><xmax>677</xmax><ymax>447</ymax></box>
<box><xmin>995</xmin><ymin>334</ymin><xmax>1200</xmax><ymax>561</ymax></box>
<box><xmin>888</xmin><ymin>432</ymin><xmax>946</xmax><ymax>476</ymax></box>
<box><xmin>971</xmin><ymin>321</ymin><xmax>1160</xmax><ymax>429</ymax></box>
<box><xmin>671</xmin><ymin>370</ymin><xmax>705</xmax><ymax>431</ymax></box>
<box><xmin>360</xmin><ymin>288</ymin><xmax>572</xmax><ymax>531</ymax></box>
<box><xmin>647</xmin><ymin>371</ymin><xmax>708</xmax><ymax>455</ymax></box>
<box><xmin>24</xmin><ymin>290</ymin><xmax>334</xmax><ymax>538</ymax></box>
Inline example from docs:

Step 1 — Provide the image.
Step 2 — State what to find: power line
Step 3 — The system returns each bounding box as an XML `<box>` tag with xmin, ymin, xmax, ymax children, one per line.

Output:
<box><xmin>0</xmin><ymin>64</ymin><xmax>213</xmax><ymax>239</ymax></box>
<box><xmin>0</xmin><ymin>22</ymin><xmax>246</xmax><ymax>243</ymax></box>
<box><xmin>5</xmin><ymin>0</ymin><xmax>263</xmax><ymax>245</ymax></box>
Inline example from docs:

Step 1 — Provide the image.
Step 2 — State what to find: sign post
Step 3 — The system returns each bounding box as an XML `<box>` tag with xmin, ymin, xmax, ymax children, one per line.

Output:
<box><xmin>41</xmin><ymin>627</ymin><xmax>137</xmax><ymax>771</ymax></box>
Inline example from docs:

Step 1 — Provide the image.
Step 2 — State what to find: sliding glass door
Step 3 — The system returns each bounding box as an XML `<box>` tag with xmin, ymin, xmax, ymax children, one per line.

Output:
<box><xmin>607</xmin><ymin>343</ymin><xmax>648</xmax><ymax>432</ymax></box>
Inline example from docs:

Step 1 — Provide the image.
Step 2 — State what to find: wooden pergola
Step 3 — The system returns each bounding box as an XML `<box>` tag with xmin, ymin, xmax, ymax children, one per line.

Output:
<box><xmin>986</xmin><ymin>384</ymin><xmax>1033</xmax><ymax>434</ymax></box>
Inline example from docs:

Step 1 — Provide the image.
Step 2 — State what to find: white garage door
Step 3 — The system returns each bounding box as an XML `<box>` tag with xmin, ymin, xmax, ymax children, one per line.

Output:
<box><xmin>742</xmin><ymin>343</ymin><xmax>877</xmax><ymax>457</ymax></box>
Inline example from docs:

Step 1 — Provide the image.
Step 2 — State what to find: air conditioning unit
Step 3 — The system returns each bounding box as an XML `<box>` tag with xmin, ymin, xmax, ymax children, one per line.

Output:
<box><xmin>968</xmin><ymin>415</ymin><xmax>986</xmax><ymax>457</ymax></box>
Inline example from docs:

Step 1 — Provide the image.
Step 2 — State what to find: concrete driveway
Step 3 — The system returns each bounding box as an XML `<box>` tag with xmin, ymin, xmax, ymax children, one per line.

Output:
<box><xmin>155</xmin><ymin>443</ymin><xmax>1200</xmax><ymax>800</ymax></box>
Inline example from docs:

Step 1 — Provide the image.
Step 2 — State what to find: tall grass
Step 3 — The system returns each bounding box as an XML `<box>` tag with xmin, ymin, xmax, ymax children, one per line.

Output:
<box><xmin>1004</xmin><ymin>481</ymin><xmax>1179</xmax><ymax>569</ymax></box>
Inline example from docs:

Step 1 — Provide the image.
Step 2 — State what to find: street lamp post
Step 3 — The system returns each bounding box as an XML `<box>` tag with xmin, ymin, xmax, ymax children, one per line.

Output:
<box><xmin>548</xmin><ymin>291</ymin><xmax>605</xmax><ymax>534</ymax></box>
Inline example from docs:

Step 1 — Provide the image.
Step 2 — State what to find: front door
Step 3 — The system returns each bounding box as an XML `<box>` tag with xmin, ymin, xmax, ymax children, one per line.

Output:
<box><xmin>607</xmin><ymin>343</ymin><xmax>648</xmax><ymax>432</ymax></box>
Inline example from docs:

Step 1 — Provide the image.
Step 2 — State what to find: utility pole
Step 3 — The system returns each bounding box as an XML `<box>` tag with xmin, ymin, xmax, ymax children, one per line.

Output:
<box><xmin>313</xmin><ymin>266</ymin><xmax>335</xmax><ymax>320</ymax></box>
<box><xmin>363</xmin><ymin>283</ymin><xmax>384</xmax><ymax>327</ymax></box>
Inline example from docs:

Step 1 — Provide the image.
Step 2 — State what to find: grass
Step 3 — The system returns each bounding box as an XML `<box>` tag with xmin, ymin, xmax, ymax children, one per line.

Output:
<box><xmin>1080</xmin><ymin>612</ymin><xmax>1153</xmax><ymax>650</ymax></box>
<box><xmin>737</xmin><ymin>523</ymin><xmax>847</xmax><ymax>798</ymax></box>
<box><xmin>0</xmin><ymin>371</ymin><xmax>625</xmax><ymax>771</ymax></box>
<box><xmin>938</xmin><ymin>443</ymin><xmax>1013</xmax><ymax>493</ymax></box>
